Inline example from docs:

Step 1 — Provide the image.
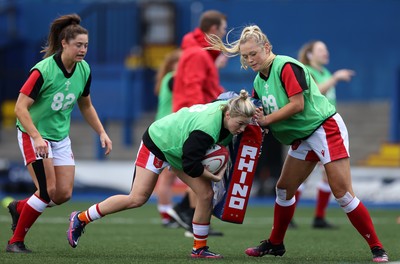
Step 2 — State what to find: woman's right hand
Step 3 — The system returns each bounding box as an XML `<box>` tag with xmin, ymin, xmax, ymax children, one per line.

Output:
<box><xmin>254</xmin><ymin>107</ymin><xmax>267</xmax><ymax>127</ymax></box>
<box><xmin>33</xmin><ymin>136</ymin><xmax>48</xmax><ymax>158</ymax></box>
<box><xmin>212</xmin><ymin>164</ymin><xmax>228</xmax><ymax>182</ymax></box>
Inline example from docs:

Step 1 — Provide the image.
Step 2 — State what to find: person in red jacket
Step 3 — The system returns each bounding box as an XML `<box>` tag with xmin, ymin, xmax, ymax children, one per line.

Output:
<box><xmin>172</xmin><ymin>10</ymin><xmax>227</xmax><ymax>112</ymax></box>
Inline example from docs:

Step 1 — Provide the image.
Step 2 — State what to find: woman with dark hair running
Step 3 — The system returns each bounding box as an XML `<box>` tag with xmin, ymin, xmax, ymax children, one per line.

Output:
<box><xmin>6</xmin><ymin>13</ymin><xmax>112</xmax><ymax>253</ymax></box>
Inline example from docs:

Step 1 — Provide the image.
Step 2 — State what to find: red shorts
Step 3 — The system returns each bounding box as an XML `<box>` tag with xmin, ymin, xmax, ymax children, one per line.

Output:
<box><xmin>288</xmin><ymin>113</ymin><xmax>350</xmax><ymax>164</ymax></box>
<box><xmin>135</xmin><ymin>141</ymin><xmax>169</xmax><ymax>174</ymax></box>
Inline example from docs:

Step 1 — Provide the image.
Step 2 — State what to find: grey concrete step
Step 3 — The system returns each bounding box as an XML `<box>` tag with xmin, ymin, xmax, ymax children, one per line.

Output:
<box><xmin>338</xmin><ymin>101</ymin><xmax>390</xmax><ymax>164</ymax></box>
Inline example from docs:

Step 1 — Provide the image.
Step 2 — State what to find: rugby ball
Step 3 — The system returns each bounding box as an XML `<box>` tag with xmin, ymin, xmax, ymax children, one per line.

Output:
<box><xmin>201</xmin><ymin>144</ymin><xmax>229</xmax><ymax>174</ymax></box>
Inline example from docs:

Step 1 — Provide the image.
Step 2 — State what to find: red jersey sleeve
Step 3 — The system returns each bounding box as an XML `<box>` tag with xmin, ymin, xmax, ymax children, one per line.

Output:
<box><xmin>281</xmin><ymin>63</ymin><xmax>308</xmax><ymax>97</ymax></box>
<box><xmin>20</xmin><ymin>70</ymin><xmax>44</xmax><ymax>100</ymax></box>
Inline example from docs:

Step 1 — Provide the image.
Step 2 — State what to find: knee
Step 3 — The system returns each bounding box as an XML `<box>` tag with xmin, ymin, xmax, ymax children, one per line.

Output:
<box><xmin>196</xmin><ymin>188</ymin><xmax>214</xmax><ymax>204</ymax></box>
<box><xmin>335</xmin><ymin>192</ymin><xmax>359</xmax><ymax>213</ymax></box>
<box><xmin>275</xmin><ymin>185</ymin><xmax>296</xmax><ymax>200</ymax></box>
<box><xmin>330</xmin><ymin>184</ymin><xmax>353</xmax><ymax>199</ymax></box>
<box><xmin>49</xmin><ymin>189</ymin><xmax>72</xmax><ymax>205</ymax></box>
<box><xmin>132</xmin><ymin>198</ymin><xmax>147</xmax><ymax>208</ymax></box>
<box><xmin>126</xmin><ymin>194</ymin><xmax>150</xmax><ymax>209</ymax></box>
<box><xmin>276</xmin><ymin>187</ymin><xmax>288</xmax><ymax>200</ymax></box>
<box><xmin>55</xmin><ymin>194</ymin><xmax>72</xmax><ymax>204</ymax></box>
<box><xmin>275</xmin><ymin>188</ymin><xmax>296</xmax><ymax>206</ymax></box>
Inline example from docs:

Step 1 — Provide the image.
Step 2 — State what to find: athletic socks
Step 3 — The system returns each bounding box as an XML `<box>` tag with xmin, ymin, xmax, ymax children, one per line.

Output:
<box><xmin>192</xmin><ymin>222</ymin><xmax>209</xmax><ymax>250</ymax></box>
<box><xmin>315</xmin><ymin>188</ymin><xmax>331</xmax><ymax>218</ymax></box>
<box><xmin>78</xmin><ymin>204</ymin><xmax>103</xmax><ymax>224</ymax></box>
<box><xmin>269</xmin><ymin>197</ymin><xmax>296</xmax><ymax>245</ymax></box>
<box><xmin>16</xmin><ymin>198</ymin><xmax>29</xmax><ymax>214</ymax></box>
<box><xmin>157</xmin><ymin>204</ymin><xmax>173</xmax><ymax>224</ymax></box>
<box><xmin>346</xmin><ymin>201</ymin><xmax>383</xmax><ymax>248</ymax></box>
<box><xmin>336</xmin><ymin>192</ymin><xmax>383</xmax><ymax>248</ymax></box>
<box><xmin>9</xmin><ymin>194</ymin><xmax>48</xmax><ymax>244</ymax></box>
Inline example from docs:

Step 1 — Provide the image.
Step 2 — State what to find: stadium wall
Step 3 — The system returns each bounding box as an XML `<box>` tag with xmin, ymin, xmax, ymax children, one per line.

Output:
<box><xmin>0</xmin><ymin>0</ymin><xmax>399</xmax><ymax>103</ymax></box>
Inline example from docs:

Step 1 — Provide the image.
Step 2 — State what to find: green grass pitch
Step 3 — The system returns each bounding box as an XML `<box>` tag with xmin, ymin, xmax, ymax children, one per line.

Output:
<box><xmin>0</xmin><ymin>200</ymin><xmax>398</xmax><ymax>263</ymax></box>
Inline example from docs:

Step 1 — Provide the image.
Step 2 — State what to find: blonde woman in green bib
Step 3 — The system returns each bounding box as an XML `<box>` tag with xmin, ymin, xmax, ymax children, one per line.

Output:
<box><xmin>67</xmin><ymin>90</ymin><xmax>256</xmax><ymax>259</ymax></box>
<box><xmin>207</xmin><ymin>25</ymin><xmax>387</xmax><ymax>263</ymax></box>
